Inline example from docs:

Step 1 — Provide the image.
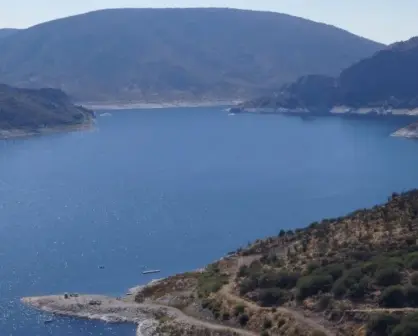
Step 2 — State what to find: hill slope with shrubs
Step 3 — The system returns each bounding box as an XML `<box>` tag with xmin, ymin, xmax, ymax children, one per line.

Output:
<box><xmin>137</xmin><ymin>190</ymin><xmax>418</xmax><ymax>336</ymax></box>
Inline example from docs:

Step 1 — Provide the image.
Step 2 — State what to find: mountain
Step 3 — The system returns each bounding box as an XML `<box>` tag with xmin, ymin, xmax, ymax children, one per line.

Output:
<box><xmin>0</xmin><ymin>29</ymin><xmax>18</xmax><ymax>39</ymax></box>
<box><xmin>240</xmin><ymin>36</ymin><xmax>418</xmax><ymax>111</ymax></box>
<box><xmin>0</xmin><ymin>8</ymin><xmax>383</xmax><ymax>102</ymax></box>
<box><xmin>0</xmin><ymin>84</ymin><xmax>94</xmax><ymax>138</ymax></box>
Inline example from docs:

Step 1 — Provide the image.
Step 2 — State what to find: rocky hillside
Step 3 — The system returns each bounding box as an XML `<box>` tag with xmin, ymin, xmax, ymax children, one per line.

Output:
<box><xmin>0</xmin><ymin>8</ymin><xmax>383</xmax><ymax>102</ymax></box>
<box><xmin>240</xmin><ymin>36</ymin><xmax>418</xmax><ymax>111</ymax></box>
<box><xmin>0</xmin><ymin>84</ymin><xmax>93</xmax><ymax>136</ymax></box>
<box><xmin>137</xmin><ymin>190</ymin><xmax>418</xmax><ymax>336</ymax></box>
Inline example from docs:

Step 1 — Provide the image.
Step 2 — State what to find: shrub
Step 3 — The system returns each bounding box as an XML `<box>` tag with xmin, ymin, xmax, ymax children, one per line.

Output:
<box><xmin>263</xmin><ymin>319</ymin><xmax>273</xmax><ymax>329</ymax></box>
<box><xmin>234</xmin><ymin>304</ymin><xmax>245</xmax><ymax>316</ymax></box>
<box><xmin>261</xmin><ymin>331</ymin><xmax>269</xmax><ymax>336</ymax></box>
<box><xmin>258</xmin><ymin>288</ymin><xmax>287</xmax><ymax>307</ymax></box>
<box><xmin>306</xmin><ymin>262</ymin><xmax>321</xmax><ymax>274</ymax></box>
<box><xmin>221</xmin><ymin>312</ymin><xmax>230</xmax><ymax>320</ymax></box>
<box><xmin>296</xmin><ymin>275</ymin><xmax>333</xmax><ymax>300</ymax></box>
<box><xmin>411</xmin><ymin>272</ymin><xmax>418</xmax><ymax>286</ymax></box>
<box><xmin>408</xmin><ymin>258</ymin><xmax>418</xmax><ymax>270</ymax></box>
<box><xmin>366</xmin><ymin>314</ymin><xmax>400</xmax><ymax>336</ymax></box>
<box><xmin>379</xmin><ymin>286</ymin><xmax>406</xmax><ymax>308</ymax></box>
<box><xmin>392</xmin><ymin>313</ymin><xmax>418</xmax><ymax>336</ymax></box>
<box><xmin>313</xmin><ymin>263</ymin><xmax>345</xmax><ymax>280</ymax></box>
<box><xmin>332</xmin><ymin>279</ymin><xmax>347</xmax><ymax>298</ymax></box>
<box><xmin>239</xmin><ymin>313</ymin><xmax>249</xmax><ymax>326</ymax></box>
<box><xmin>332</xmin><ymin>268</ymin><xmax>364</xmax><ymax>299</ymax></box>
<box><xmin>406</xmin><ymin>252</ymin><xmax>418</xmax><ymax>269</ymax></box>
<box><xmin>275</xmin><ymin>272</ymin><xmax>300</xmax><ymax>289</ymax></box>
<box><xmin>238</xmin><ymin>265</ymin><xmax>249</xmax><ymax>278</ymax></box>
<box><xmin>317</xmin><ymin>295</ymin><xmax>332</xmax><ymax>311</ymax></box>
<box><xmin>197</xmin><ymin>264</ymin><xmax>228</xmax><ymax>297</ymax></box>
<box><xmin>375</xmin><ymin>268</ymin><xmax>402</xmax><ymax>287</ymax></box>
<box><xmin>348</xmin><ymin>276</ymin><xmax>370</xmax><ymax>299</ymax></box>
<box><xmin>405</xmin><ymin>286</ymin><xmax>418</xmax><ymax>307</ymax></box>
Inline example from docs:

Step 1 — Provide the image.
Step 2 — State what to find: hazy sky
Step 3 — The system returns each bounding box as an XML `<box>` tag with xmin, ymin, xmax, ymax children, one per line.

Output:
<box><xmin>0</xmin><ymin>0</ymin><xmax>416</xmax><ymax>44</ymax></box>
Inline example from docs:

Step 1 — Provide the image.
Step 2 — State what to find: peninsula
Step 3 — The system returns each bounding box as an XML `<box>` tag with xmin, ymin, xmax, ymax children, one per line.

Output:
<box><xmin>234</xmin><ymin>36</ymin><xmax>418</xmax><ymax>138</ymax></box>
<box><xmin>0</xmin><ymin>84</ymin><xmax>94</xmax><ymax>139</ymax></box>
<box><xmin>22</xmin><ymin>190</ymin><xmax>418</xmax><ymax>336</ymax></box>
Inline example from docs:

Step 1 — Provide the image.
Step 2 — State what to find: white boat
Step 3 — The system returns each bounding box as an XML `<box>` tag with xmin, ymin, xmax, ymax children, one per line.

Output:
<box><xmin>142</xmin><ymin>270</ymin><xmax>161</xmax><ymax>275</ymax></box>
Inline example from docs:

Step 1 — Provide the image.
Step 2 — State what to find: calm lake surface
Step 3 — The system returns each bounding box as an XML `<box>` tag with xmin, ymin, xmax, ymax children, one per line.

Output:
<box><xmin>1</xmin><ymin>107</ymin><xmax>418</xmax><ymax>335</ymax></box>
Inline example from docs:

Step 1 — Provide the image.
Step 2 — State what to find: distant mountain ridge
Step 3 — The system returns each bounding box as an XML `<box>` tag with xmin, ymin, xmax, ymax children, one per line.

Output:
<box><xmin>0</xmin><ymin>8</ymin><xmax>383</xmax><ymax>102</ymax></box>
<box><xmin>240</xmin><ymin>36</ymin><xmax>418</xmax><ymax>111</ymax></box>
<box><xmin>0</xmin><ymin>84</ymin><xmax>94</xmax><ymax>138</ymax></box>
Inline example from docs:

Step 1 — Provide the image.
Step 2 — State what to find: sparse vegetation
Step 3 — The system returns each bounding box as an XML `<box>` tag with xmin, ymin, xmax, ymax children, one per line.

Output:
<box><xmin>197</xmin><ymin>264</ymin><xmax>228</xmax><ymax>298</ymax></box>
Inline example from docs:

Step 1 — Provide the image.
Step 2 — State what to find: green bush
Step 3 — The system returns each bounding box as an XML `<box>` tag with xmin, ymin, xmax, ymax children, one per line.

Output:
<box><xmin>263</xmin><ymin>319</ymin><xmax>273</xmax><ymax>329</ymax></box>
<box><xmin>306</xmin><ymin>262</ymin><xmax>321</xmax><ymax>274</ymax></box>
<box><xmin>296</xmin><ymin>275</ymin><xmax>333</xmax><ymax>300</ymax></box>
<box><xmin>406</xmin><ymin>252</ymin><xmax>418</xmax><ymax>270</ymax></box>
<box><xmin>411</xmin><ymin>272</ymin><xmax>418</xmax><ymax>286</ymax></box>
<box><xmin>317</xmin><ymin>295</ymin><xmax>332</xmax><ymax>311</ymax></box>
<box><xmin>392</xmin><ymin>312</ymin><xmax>418</xmax><ymax>336</ymax></box>
<box><xmin>405</xmin><ymin>286</ymin><xmax>418</xmax><ymax>307</ymax></box>
<box><xmin>197</xmin><ymin>264</ymin><xmax>228</xmax><ymax>297</ymax></box>
<box><xmin>238</xmin><ymin>265</ymin><xmax>250</xmax><ymax>278</ymax></box>
<box><xmin>366</xmin><ymin>314</ymin><xmax>400</xmax><ymax>336</ymax></box>
<box><xmin>332</xmin><ymin>268</ymin><xmax>365</xmax><ymax>299</ymax></box>
<box><xmin>379</xmin><ymin>286</ymin><xmax>406</xmax><ymax>308</ymax></box>
<box><xmin>408</xmin><ymin>258</ymin><xmax>418</xmax><ymax>270</ymax></box>
<box><xmin>239</xmin><ymin>313</ymin><xmax>249</xmax><ymax>326</ymax></box>
<box><xmin>313</xmin><ymin>263</ymin><xmax>345</xmax><ymax>280</ymax></box>
<box><xmin>332</xmin><ymin>278</ymin><xmax>347</xmax><ymax>298</ymax></box>
<box><xmin>258</xmin><ymin>288</ymin><xmax>287</xmax><ymax>307</ymax></box>
<box><xmin>234</xmin><ymin>304</ymin><xmax>246</xmax><ymax>316</ymax></box>
<box><xmin>375</xmin><ymin>268</ymin><xmax>402</xmax><ymax>287</ymax></box>
<box><xmin>348</xmin><ymin>276</ymin><xmax>370</xmax><ymax>299</ymax></box>
<box><xmin>221</xmin><ymin>312</ymin><xmax>230</xmax><ymax>320</ymax></box>
<box><xmin>275</xmin><ymin>272</ymin><xmax>300</xmax><ymax>289</ymax></box>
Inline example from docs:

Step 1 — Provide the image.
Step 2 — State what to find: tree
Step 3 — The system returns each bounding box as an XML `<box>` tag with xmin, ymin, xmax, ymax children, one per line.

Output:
<box><xmin>296</xmin><ymin>275</ymin><xmax>333</xmax><ymax>300</ymax></box>
<box><xmin>366</xmin><ymin>314</ymin><xmax>400</xmax><ymax>336</ymax></box>
<box><xmin>375</xmin><ymin>268</ymin><xmax>402</xmax><ymax>287</ymax></box>
<box><xmin>379</xmin><ymin>286</ymin><xmax>406</xmax><ymax>308</ymax></box>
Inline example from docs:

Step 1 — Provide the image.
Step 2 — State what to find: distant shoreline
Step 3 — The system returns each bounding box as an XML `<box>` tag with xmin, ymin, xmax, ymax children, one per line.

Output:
<box><xmin>80</xmin><ymin>100</ymin><xmax>240</xmax><ymax>111</ymax></box>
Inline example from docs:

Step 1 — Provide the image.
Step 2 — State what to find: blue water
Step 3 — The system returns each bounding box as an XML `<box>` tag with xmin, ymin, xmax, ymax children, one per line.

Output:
<box><xmin>1</xmin><ymin>108</ymin><xmax>418</xmax><ymax>335</ymax></box>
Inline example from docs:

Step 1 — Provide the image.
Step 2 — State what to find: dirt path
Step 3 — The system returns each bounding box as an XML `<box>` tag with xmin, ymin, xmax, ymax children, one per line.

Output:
<box><xmin>220</xmin><ymin>283</ymin><xmax>335</xmax><ymax>336</ymax></box>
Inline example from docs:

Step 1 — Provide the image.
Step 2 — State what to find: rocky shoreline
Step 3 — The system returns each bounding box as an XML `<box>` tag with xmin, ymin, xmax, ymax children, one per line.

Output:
<box><xmin>391</xmin><ymin>122</ymin><xmax>418</xmax><ymax>138</ymax></box>
<box><xmin>229</xmin><ymin>105</ymin><xmax>418</xmax><ymax>138</ymax></box>
<box><xmin>21</xmin><ymin>279</ymin><xmax>257</xmax><ymax>336</ymax></box>
<box><xmin>83</xmin><ymin>100</ymin><xmax>240</xmax><ymax>111</ymax></box>
<box><xmin>0</xmin><ymin>118</ymin><xmax>95</xmax><ymax>140</ymax></box>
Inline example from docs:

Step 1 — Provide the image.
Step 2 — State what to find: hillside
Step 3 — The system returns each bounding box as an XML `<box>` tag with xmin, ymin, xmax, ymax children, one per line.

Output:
<box><xmin>0</xmin><ymin>84</ymin><xmax>94</xmax><ymax>138</ymax></box>
<box><xmin>0</xmin><ymin>29</ymin><xmax>18</xmax><ymax>39</ymax></box>
<box><xmin>0</xmin><ymin>8</ymin><xmax>383</xmax><ymax>102</ymax></box>
<box><xmin>239</xmin><ymin>36</ymin><xmax>418</xmax><ymax>111</ymax></box>
<box><xmin>134</xmin><ymin>190</ymin><xmax>418</xmax><ymax>336</ymax></box>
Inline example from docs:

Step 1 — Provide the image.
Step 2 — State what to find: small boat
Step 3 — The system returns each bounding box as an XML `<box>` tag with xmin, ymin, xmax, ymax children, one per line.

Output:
<box><xmin>142</xmin><ymin>270</ymin><xmax>161</xmax><ymax>275</ymax></box>
<box><xmin>44</xmin><ymin>319</ymin><xmax>54</xmax><ymax>325</ymax></box>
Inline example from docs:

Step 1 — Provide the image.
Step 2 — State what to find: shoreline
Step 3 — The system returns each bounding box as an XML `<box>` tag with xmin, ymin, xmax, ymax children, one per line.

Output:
<box><xmin>81</xmin><ymin>100</ymin><xmax>240</xmax><ymax>111</ymax></box>
<box><xmin>21</xmin><ymin>281</ymin><xmax>257</xmax><ymax>336</ymax></box>
<box><xmin>0</xmin><ymin>119</ymin><xmax>95</xmax><ymax>140</ymax></box>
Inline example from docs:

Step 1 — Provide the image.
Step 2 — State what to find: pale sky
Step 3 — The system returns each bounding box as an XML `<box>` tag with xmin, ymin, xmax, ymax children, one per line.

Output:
<box><xmin>0</xmin><ymin>0</ymin><xmax>416</xmax><ymax>44</ymax></box>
